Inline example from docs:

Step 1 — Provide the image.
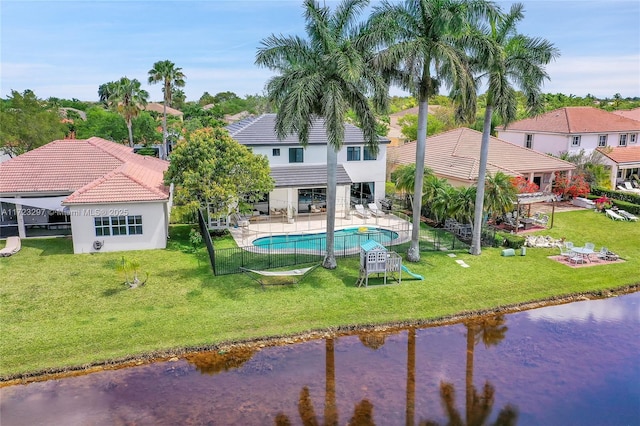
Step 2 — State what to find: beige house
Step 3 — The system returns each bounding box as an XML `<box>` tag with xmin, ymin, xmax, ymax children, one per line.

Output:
<box><xmin>388</xmin><ymin>127</ymin><xmax>575</xmax><ymax>190</ymax></box>
<box><xmin>595</xmin><ymin>146</ymin><xmax>640</xmax><ymax>189</ymax></box>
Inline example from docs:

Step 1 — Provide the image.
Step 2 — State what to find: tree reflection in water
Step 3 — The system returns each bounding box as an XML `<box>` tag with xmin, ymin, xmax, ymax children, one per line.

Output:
<box><xmin>419</xmin><ymin>314</ymin><xmax>517</xmax><ymax>426</ymax></box>
<box><xmin>275</xmin><ymin>337</ymin><xmax>375</xmax><ymax>426</ymax></box>
<box><xmin>183</xmin><ymin>346</ymin><xmax>256</xmax><ymax>374</ymax></box>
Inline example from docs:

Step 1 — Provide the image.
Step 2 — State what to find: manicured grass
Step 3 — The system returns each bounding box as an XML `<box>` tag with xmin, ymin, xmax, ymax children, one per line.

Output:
<box><xmin>0</xmin><ymin>209</ymin><xmax>638</xmax><ymax>378</ymax></box>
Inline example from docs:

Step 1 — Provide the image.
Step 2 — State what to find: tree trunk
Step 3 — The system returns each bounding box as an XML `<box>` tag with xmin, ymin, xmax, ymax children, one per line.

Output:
<box><xmin>407</xmin><ymin>98</ymin><xmax>428</xmax><ymax>262</ymax></box>
<box><xmin>127</xmin><ymin>119</ymin><xmax>134</xmax><ymax>148</ymax></box>
<box><xmin>323</xmin><ymin>146</ymin><xmax>338</xmax><ymax>269</ymax></box>
<box><xmin>162</xmin><ymin>101</ymin><xmax>168</xmax><ymax>160</ymax></box>
<box><xmin>470</xmin><ymin>105</ymin><xmax>493</xmax><ymax>255</ymax></box>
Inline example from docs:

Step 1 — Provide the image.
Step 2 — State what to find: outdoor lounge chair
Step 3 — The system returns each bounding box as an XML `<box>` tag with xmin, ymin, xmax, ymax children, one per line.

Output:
<box><xmin>624</xmin><ymin>182</ymin><xmax>634</xmax><ymax>191</ymax></box>
<box><xmin>354</xmin><ymin>204</ymin><xmax>371</xmax><ymax>218</ymax></box>
<box><xmin>617</xmin><ymin>210</ymin><xmax>638</xmax><ymax>221</ymax></box>
<box><xmin>560</xmin><ymin>243</ymin><xmax>574</xmax><ymax>259</ymax></box>
<box><xmin>231</xmin><ymin>213</ymin><xmax>250</xmax><ymax>227</ymax></box>
<box><xmin>0</xmin><ymin>236</ymin><xmax>21</xmax><ymax>257</ymax></box>
<box><xmin>596</xmin><ymin>246</ymin><xmax>609</xmax><ymax>261</ymax></box>
<box><xmin>605</xmin><ymin>209</ymin><xmax>626</xmax><ymax>221</ymax></box>
<box><xmin>368</xmin><ymin>203</ymin><xmax>385</xmax><ymax>217</ymax></box>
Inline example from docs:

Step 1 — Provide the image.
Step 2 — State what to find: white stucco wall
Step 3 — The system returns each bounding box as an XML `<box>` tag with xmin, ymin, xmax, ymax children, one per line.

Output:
<box><xmin>67</xmin><ymin>201</ymin><xmax>168</xmax><ymax>254</ymax></box>
<box><xmin>498</xmin><ymin>130</ymin><xmax>638</xmax><ymax>157</ymax></box>
<box><xmin>251</xmin><ymin>143</ymin><xmax>388</xmax><ymax>203</ymax></box>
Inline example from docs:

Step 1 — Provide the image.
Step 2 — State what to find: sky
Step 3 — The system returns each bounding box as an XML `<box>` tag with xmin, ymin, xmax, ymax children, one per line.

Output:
<box><xmin>1</xmin><ymin>0</ymin><xmax>639</xmax><ymax>103</ymax></box>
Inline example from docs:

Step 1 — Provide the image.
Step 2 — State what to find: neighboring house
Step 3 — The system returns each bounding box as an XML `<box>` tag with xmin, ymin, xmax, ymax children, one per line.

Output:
<box><xmin>387</xmin><ymin>105</ymin><xmax>443</xmax><ymax>146</ymax></box>
<box><xmin>497</xmin><ymin>107</ymin><xmax>640</xmax><ymax>156</ymax></box>
<box><xmin>0</xmin><ymin>137</ymin><xmax>171</xmax><ymax>254</ymax></box>
<box><xmin>226</xmin><ymin>114</ymin><xmax>389</xmax><ymax>217</ymax></box>
<box><xmin>388</xmin><ymin>127</ymin><xmax>575</xmax><ymax>190</ymax></box>
<box><xmin>594</xmin><ymin>146</ymin><xmax>640</xmax><ymax>189</ymax></box>
<box><xmin>144</xmin><ymin>102</ymin><xmax>184</xmax><ymax>120</ymax></box>
<box><xmin>612</xmin><ymin>107</ymin><xmax>640</xmax><ymax>122</ymax></box>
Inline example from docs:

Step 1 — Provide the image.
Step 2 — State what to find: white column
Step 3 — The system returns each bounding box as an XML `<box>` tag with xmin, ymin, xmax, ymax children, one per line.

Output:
<box><xmin>15</xmin><ymin>198</ymin><xmax>26</xmax><ymax>238</ymax></box>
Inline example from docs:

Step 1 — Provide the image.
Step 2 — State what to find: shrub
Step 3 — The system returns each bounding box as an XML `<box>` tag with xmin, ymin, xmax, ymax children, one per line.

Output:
<box><xmin>591</xmin><ymin>187</ymin><xmax>640</xmax><ymax>205</ymax></box>
<box><xmin>496</xmin><ymin>232</ymin><xmax>525</xmax><ymax>249</ymax></box>
<box><xmin>612</xmin><ymin>200</ymin><xmax>640</xmax><ymax>215</ymax></box>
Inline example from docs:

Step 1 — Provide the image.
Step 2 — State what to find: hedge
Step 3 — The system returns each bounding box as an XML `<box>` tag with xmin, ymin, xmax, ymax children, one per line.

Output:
<box><xmin>496</xmin><ymin>231</ymin><xmax>526</xmax><ymax>249</ymax></box>
<box><xmin>591</xmin><ymin>187</ymin><xmax>640</xmax><ymax>205</ymax></box>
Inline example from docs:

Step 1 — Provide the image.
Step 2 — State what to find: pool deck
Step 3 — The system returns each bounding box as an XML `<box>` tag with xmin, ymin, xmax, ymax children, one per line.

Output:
<box><xmin>228</xmin><ymin>211</ymin><xmax>412</xmax><ymax>248</ymax></box>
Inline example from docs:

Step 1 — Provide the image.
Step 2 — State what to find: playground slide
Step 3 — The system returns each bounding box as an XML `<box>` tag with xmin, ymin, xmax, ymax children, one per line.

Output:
<box><xmin>401</xmin><ymin>264</ymin><xmax>424</xmax><ymax>280</ymax></box>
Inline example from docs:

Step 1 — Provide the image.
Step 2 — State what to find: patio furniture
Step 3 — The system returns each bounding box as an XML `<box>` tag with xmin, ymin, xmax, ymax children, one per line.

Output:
<box><xmin>596</xmin><ymin>246</ymin><xmax>609</xmax><ymax>261</ymax></box>
<box><xmin>354</xmin><ymin>204</ymin><xmax>371</xmax><ymax>218</ymax></box>
<box><xmin>605</xmin><ymin>209</ymin><xmax>626</xmax><ymax>221</ymax></box>
<box><xmin>455</xmin><ymin>224</ymin><xmax>472</xmax><ymax>240</ymax></box>
<box><xmin>444</xmin><ymin>218</ymin><xmax>457</xmax><ymax>231</ymax></box>
<box><xmin>560</xmin><ymin>243</ymin><xmax>574</xmax><ymax>259</ymax></box>
<box><xmin>0</xmin><ymin>236</ymin><xmax>21</xmax><ymax>257</ymax></box>
<box><xmin>231</xmin><ymin>213</ymin><xmax>250</xmax><ymax>227</ymax></box>
<box><xmin>624</xmin><ymin>182</ymin><xmax>634</xmax><ymax>191</ymax></box>
<box><xmin>532</xmin><ymin>214</ymin><xmax>549</xmax><ymax>227</ymax></box>
<box><xmin>617</xmin><ymin>210</ymin><xmax>638</xmax><ymax>221</ymax></box>
<box><xmin>570</xmin><ymin>246</ymin><xmax>594</xmax><ymax>264</ymax></box>
<box><xmin>368</xmin><ymin>203</ymin><xmax>385</xmax><ymax>217</ymax></box>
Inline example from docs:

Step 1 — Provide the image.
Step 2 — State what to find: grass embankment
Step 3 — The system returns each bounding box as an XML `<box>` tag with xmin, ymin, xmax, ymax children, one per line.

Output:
<box><xmin>1</xmin><ymin>209</ymin><xmax>638</xmax><ymax>379</ymax></box>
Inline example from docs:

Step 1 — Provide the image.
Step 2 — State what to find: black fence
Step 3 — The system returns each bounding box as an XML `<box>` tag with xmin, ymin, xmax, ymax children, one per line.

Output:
<box><xmin>212</xmin><ymin>228</ymin><xmax>405</xmax><ymax>276</ymax></box>
<box><xmin>209</xmin><ymin>223</ymin><xmax>495</xmax><ymax>275</ymax></box>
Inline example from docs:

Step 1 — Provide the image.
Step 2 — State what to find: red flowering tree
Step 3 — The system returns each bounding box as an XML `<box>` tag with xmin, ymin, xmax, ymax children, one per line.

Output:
<box><xmin>510</xmin><ymin>176</ymin><xmax>539</xmax><ymax>193</ymax></box>
<box><xmin>553</xmin><ymin>172</ymin><xmax>590</xmax><ymax>199</ymax></box>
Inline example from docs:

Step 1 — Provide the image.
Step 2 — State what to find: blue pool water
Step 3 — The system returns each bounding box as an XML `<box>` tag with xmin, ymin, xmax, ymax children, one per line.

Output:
<box><xmin>252</xmin><ymin>227</ymin><xmax>399</xmax><ymax>250</ymax></box>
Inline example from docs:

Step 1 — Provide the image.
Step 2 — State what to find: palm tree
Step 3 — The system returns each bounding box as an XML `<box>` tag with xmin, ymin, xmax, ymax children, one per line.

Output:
<box><xmin>256</xmin><ymin>0</ymin><xmax>387</xmax><ymax>269</ymax></box>
<box><xmin>483</xmin><ymin>172</ymin><xmax>517</xmax><ymax>223</ymax></box>
<box><xmin>370</xmin><ymin>0</ymin><xmax>498</xmax><ymax>262</ymax></box>
<box><xmin>450</xmin><ymin>186</ymin><xmax>476</xmax><ymax>225</ymax></box>
<box><xmin>469</xmin><ymin>3</ymin><xmax>559</xmax><ymax>255</ymax></box>
<box><xmin>107</xmin><ymin>77</ymin><xmax>149</xmax><ymax>147</ymax></box>
<box><xmin>98</xmin><ymin>81</ymin><xmax>116</xmax><ymax>107</ymax></box>
<box><xmin>148</xmin><ymin>60</ymin><xmax>186</xmax><ymax>159</ymax></box>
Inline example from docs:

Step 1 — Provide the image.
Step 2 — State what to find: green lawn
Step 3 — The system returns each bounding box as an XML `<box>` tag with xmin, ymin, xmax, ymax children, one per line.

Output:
<box><xmin>0</xmin><ymin>209</ymin><xmax>638</xmax><ymax>378</ymax></box>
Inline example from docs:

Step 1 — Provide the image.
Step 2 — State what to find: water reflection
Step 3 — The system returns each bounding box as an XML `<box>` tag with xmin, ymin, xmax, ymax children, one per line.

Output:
<box><xmin>1</xmin><ymin>293</ymin><xmax>639</xmax><ymax>425</ymax></box>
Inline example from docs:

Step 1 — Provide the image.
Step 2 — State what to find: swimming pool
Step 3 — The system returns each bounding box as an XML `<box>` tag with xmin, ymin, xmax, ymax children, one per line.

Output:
<box><xmin>252</xmin><ymin>227</ymin><xmax>399</xmax><ymax>251</ymax></box>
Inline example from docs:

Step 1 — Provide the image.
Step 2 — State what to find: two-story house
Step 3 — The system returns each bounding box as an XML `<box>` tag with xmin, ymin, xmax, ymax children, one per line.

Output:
<box><xmin>497</xmin><ymin>107</ymin><xmax>640</xmax><ymax>157</ymax></box>
<box><xmin>227</xmin><ymin>114</ymin><xmax>389</xmax><ymax>217</ymax></box>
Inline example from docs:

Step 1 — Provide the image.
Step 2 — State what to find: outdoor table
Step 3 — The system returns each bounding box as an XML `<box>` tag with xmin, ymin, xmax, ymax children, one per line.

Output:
<box><xmin>571</xmin><ymin>247</ymin><xmax>594</xmax><ymax>263</ymax></box>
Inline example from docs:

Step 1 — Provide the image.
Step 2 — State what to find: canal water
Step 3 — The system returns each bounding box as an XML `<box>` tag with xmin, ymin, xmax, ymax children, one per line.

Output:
<box><xmin>1</xmin><ymin>292</ymin><xmax>639</xmax><ymax>425</ymax></box>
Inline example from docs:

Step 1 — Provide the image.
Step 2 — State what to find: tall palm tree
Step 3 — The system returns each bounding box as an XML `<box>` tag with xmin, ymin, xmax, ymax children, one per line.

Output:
<box><xmin>370</xmin><ymin>0</ymin><xmax>498</xmax><ymax>262</ymax></box>
<box><xmin>256</xmin><ymin>0</ymin><xmax>387</xmax><ymax>269</ymax></box>
<box><xmin>469</xmin><ymin>3</ymin><xmax>559</xmax><ymax>255</ymax></box>
<box><xmin>148</xmin><ymin>60</ymin><xmax>186</xmax><ymax>159</ymax></box>
<box><xmin>98</xmin><ymin>81</ymin><xmax>117</xmax><ymax>107</ymax></box>
<box><xmin>108</xmin><ymin>77</ymin><xmax>149</xmax><ymax>147</ymax></box>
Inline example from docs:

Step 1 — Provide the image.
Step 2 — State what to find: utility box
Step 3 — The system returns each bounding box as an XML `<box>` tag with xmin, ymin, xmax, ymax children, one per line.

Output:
<box><xmin>520</xmin><ymin>247</ymin><xmax>527</xmax><ymax>256</ymax></box>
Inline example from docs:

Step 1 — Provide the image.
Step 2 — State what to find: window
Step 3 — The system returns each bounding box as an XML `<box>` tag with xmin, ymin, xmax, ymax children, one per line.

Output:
<box><xmin>571</xmin><ymin>135</ymin><xmax>581</xmax><ymax>147</ymax></box>
<box><xmin>363</xmin><ymin>147</ymin><xmax>377</xmax><ymax>161</ymax></box>
<box><xmin>598</xmin><ymin>135</ymin><xmax>608</xmax><ymax>147</ymax></box>
<box><xmin>619</xmin><ymin>134</ymin><xmax>627</xmax><ymax>146</ymax></box>
<box><xmin>272</xmin><ymin>148</ymin><xmax>280</xmax><ymax>156</ymax></box>
<box><xmin>347</xmin><ymin>146</ymin><xmax>361</xmax><ymax>161</ymax></box>
<box><xmin>525</xmin><ymin>134</ymin><xmax>533</xmax><ymax>149</ymax></box>
<box><xmin>630</xmin><ymin>133</ymin><xmax>637</xmax><ymax>144</ymax></box>
<box><xmin>351</xmin><ymin>182</ymin><xmax>375</xmax><ymax>205</ymax></box>
<box><xmin>289</xmin><ymin>147</ymin><xmax>304</xmax><ymax>163</ymax></box>
<box><xmin>94</xmin><ymin>215</ymin><xmax>143</xmax><ymax>237</ymax></box>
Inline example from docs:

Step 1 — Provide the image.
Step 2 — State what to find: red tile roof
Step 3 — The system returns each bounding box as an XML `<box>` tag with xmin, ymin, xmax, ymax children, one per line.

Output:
<box><xmin>596</xmin><ymin>146</ymin><xmax>640</xmax><ymax>164</ymax></box>
<box><xmin>500</xmin><ymin>107</ymin><xmax>640</xmax><ymax>133</ymax></box>
<box><xmin>612</xmin><ymin>108</ymin><xmax>640</xmax><ymax>122</ymax></box>
<box><xmin>0</xmin><ymin>137</ymin><xmax>169</xmax><ymax>204</ymax></box>
<box><xmin>389</xmin><ymin>128</ymin><xmax>575</xmax><ymax>183</ymax></box>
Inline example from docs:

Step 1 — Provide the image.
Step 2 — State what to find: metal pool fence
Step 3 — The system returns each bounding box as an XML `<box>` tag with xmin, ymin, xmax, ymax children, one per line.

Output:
<box><xmin>207</xmin><ymin>218</ymin><xmax>493</xmax><ymax>276</ymax></box>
